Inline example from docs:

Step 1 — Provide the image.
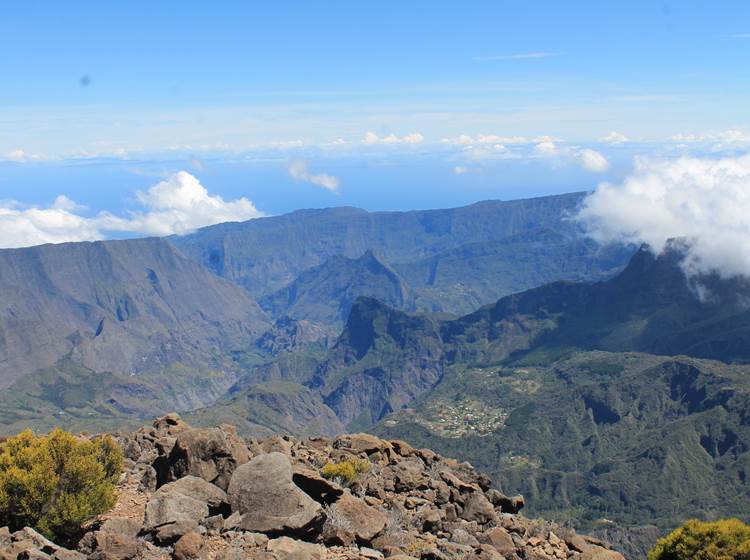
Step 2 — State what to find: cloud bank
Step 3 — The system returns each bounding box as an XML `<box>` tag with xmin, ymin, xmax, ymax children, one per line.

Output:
<box><xmin>0</xmin><ymin>171</ymin><xmax>264</xmax><ymax>248</ymax></box>
<box><xmin>577</xmin><ymin>154</ymin><xmax>750</xmax><ymax>277</ymax></box>
<box><xmin>362</xmin><ymin>132</ymin><xmax>424</xmax><ymax>145</ymax></box>
<box><xmin>288</xmin><ymin>160</ymin><xmax>340</xmax><ymax>191</ymax></box>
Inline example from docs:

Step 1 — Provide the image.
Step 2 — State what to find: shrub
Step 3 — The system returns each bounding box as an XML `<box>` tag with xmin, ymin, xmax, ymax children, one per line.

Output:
<box><xmin>320</xmin><ymin>458</ymin><xmax>370</xmax><ymax>486</ymax></box>
<box><xmin>648</xmin><ymin>518</ymin><xmax>750</xmax><ymax>560</ymax></box>
<box><xmin>0</xmin><ymin>428</ymin><xmax>123</xmax><ymax>542</ymax></box>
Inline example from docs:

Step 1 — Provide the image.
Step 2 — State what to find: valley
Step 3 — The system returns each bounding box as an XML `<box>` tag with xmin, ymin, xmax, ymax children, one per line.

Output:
<box><xmin>0</xmin><ymin>194</ymin><xmax>747</xmax><ymax>557</ymax></box>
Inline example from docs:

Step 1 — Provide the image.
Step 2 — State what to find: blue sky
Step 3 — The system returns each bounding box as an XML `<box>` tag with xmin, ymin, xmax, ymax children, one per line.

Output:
<box><xmin>1</xmin><ymin>1</ymin><xmax>750</xmax><ymax>246</ymax></box>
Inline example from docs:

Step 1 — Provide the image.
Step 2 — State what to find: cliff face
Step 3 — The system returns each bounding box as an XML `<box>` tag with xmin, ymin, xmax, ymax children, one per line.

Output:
<box><xmin>172</xmin><ymin>193</ymin><xmax>633</xmax><ymax>315</ymax></box>
<box><xmin>0</xmin><ymin>237</ymin><xmax>269</xmax><ymax>389</ymax></box>
<box><xmin>0</xmin><ymin>415</ymin><xmax>626</xmax><ymax>560</ymax></box>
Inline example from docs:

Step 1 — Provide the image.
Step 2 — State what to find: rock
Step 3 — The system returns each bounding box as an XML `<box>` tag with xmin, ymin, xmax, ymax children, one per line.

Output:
<box><xmin>483</xmin><ymin>527</ymin><xmax>515</xmax><ymax>556</ymax></box>
<box><xmin>154</xmin><ymin>520</ymin><xmax>199</xmax><ymax>545</ymax></box>
<box><xmin>334</xmin><ymin>433</ymin><xmax>390</xmax><ymax>455</ymax></box>
<box><xmin>173</xmin><ymin>533</ymin><xmax>204</xmax><ymax>560</ymax></box>
<box><xmin>389</xmin><ymin>440</ymin><xmax>415</xmax><ymax>457</ymax></box>
<box><xmin>11</xmin><ymin>528</ymin><xmax>56</xmax><ymax>553</ymax></box>
<box><xmin>580</xmin><ymin>545</ymin><xmax>626</xmax><ymax>560</ymax></box>
<box><xmin>327</xmin><ymin>492</ymin><xmax>388</xmax><ymax>544</ymax></box>
<box><xmin>473</xmin><ymin>544</ymin><xmax>506</xmax><ymax>560</ymax></box>
<box><xmin>153</xmin><ymin>413</ymin><xmax>188</xmax><ymax>433</ymax></box>
<box><xmin>486</xmin><ymin>489</ymin><xmax>524</xmax><ymax>513</ymax></box>
<box><xmin>144</xmin><ymin>491</ymin><xmax>208</xmax><ymax>543</ymax></box>
<box><xmin>450</xmin><ymin>527</ymin><xmax>479</xmax><ymax>546</ymax></box>
<box><xmin>167</xmin><ymin>427</ymin><xmax>251</xmax><ymax>490</ymax></box>
<box><xmin>321</xmin><ymin>525</ymin><xmax>355</xmax><ymax>547</ymax></box>
<box><xmin>52</xmin><ymin>550</ymin><xmax>86</xmax><ymax>560</ymax></box>
<box><xmin>158</xmin><ymin>475</ymin><xmax>229</xmax><ymax>512</ymax></box>
<box><xmin>86</xmin><ymin>532</ymin><xmax>139</xmax><ymax>560</ymax></box>
<box><xmin>391</xmin><ymin>459</ymin><xmax>427</xmax><ymax>492</ymax></box>
<box><xmin>260</xmin><ymin>436</ymin><xmax>293</xmax><ymax>456</ymax></box>
<box><xmin>266</xmin><ymin>537</ymin><xmax>324</xmax><ymax>560</ymax></box>
<box><xmin>461</xmin><ymin>492</ymin><xmax>497</xmax><ymax>525</ymax></box>
<box><xmin>422</xmin><ymin>509</ymin><xmax>442</xmax><ymax>533</ymax></box>
<box><xmin>16</xmin><ymin>550</ymin><xmax>52</xmax><ymax>560</ymax></box>
<box><xmin>227</xmin><ymin>452</ymin><xmax>323</xmax><ymax>537</ymax></box>
<box><xmin>439</xmin><ymin>470</ymin><xmax>476</xmax><ymax>493</ymax></box>
<box><xmin>292</xmin><ymin>465</ymin><xmax>344</xmax><ymax>503</ymax></box>
<box><xmin>98</xmin><ymin>517</ymin><xmax>141</xmax><ymax>537</ymax></box>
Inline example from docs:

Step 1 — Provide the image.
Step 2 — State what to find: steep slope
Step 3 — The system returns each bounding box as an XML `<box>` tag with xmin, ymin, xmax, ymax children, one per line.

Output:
<box><xmin>374</xmin><ymin>351</ymin><xmax>750</xmax><ymax>558</ymax></box>
<box><xmin>260</xmin><ymin>249</ymin><xmax>410</xmax><ymax>328</ymax></box>
<box><xmin>396</xmin><ymin>227</ymin><xmax>629</xmax><ymax>314</ymax></box>
<box><xmin>0</xmin><ymin>238</ymin><xmax>270</xmax><ymax>413</ymax></box>
<box><xmin>171</xmin><ymin>193</ymin><xmax>633</xmax><ymax>314</ymax></box>
<box><xmin>443</xmin><ymin>242</ymin><xmax>750</xmax><ymax>365</ymax></box>
<box><xmin>312</xmin><ymin>297</ymin><xmax>446</xmax><ymax>429</ymax></box>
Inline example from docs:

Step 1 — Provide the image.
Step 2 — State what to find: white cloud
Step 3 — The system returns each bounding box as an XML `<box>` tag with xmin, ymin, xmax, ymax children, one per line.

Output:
<box><xmin>288</xmin><ymin>160</ymin><xmax>340</xmax><ymax>191</ymax></box>
<box><xmin>453</xmin><ymin>166</ymin><xmax>469</xmax><ymax>175</ymax></box>
<box><xmin>361</xmin><ymin>131</ymin><xmax>424</xmax><ymax>145</ymax></box>
<box><xmin>575</xmin><ymin>148</ymin><xmax>609</xmax><ymax>172</ymax></box>
<box><xmin>669</xmin><ymin>129</ymin><xmax>750</xmax><ymax>144</ymax></box>
<box><xmin>601</xmin><ymin>131</ymin><xmax>629</xmax><ymax>144</ymax></box>
<box><xmin>532</xmin><ymin>141</ymin><xmax>608</xmax><ymax>172</ymax></box>
<box><xmin>576</xmin><ymin>154</ymin><xmax>750</xmax><ymax>278</ymax></box>
<box><xmin>535</xmin><ymin>141</ymin><xmax>558</xmax><ymax>156</ymax></box>
<box><xmin>442</xmin><ymin>134</ymin><xmax>554</xmax><ymax>146</ymax></box>
<box><xmin>0</xmin><ymin>171</ymin><xmax>264</xmax><ymax>248</ymax></box>
<box><xmin>2</xmin><ymin>149</ymin><xmax>46</xmax><ymax>162</ymax></box>
<box><xmin>474</xmin><ymin>52</ymin><xmax>558</xmax><ymax>61</ymax></box>
<box><xmin>4</xmin><ymin>149</ymin><xmax>28</xmax><ymax>161</ymax></box>
<box><xmin>0</xmin><ymin>202</ymin><xmax>104</xmax><ymax>248</ymax></box>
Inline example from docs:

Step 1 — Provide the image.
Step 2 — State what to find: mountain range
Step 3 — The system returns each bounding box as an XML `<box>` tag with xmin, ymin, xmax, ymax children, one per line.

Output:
<box><xmin>1</xmin><ymin>192</ymin><xmax>748</xmax><ymax>557</ymax></box>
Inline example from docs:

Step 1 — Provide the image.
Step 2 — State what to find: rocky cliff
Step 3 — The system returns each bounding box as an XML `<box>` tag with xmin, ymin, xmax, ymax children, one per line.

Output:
<box><xmin>0</xmin><ymin>237</ymin><xmax>269</xmax><ymax>391</ymax></box>
<box><xmin>0</xmin><ymin>415</ymin><xmax>625</xmax><ymax>560</ymax></box>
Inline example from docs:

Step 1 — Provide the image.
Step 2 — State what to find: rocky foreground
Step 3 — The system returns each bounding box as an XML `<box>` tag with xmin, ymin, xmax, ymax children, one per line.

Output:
<box><xmin>0</xmin><ymin>415</ymin><xmax>624</xmax><ymax>560</ymax></box>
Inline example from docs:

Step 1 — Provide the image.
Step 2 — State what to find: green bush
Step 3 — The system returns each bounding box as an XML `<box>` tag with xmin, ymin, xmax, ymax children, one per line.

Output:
<box><xmin>648</xmin><ymin>518</ymin><xmax>750</xmax><ymax>560</ymax></box>
<box><xmin>0</xmin><ymin>428</ymin><xmax>123</xmax><ymax>542</ymax></box>
<box><xmin>320</xmin><ymin>458</ymin><xmax>370</xmax><ymax>486</ymax></box>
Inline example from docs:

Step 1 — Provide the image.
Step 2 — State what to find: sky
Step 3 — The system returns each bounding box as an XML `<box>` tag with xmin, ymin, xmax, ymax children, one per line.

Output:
<box><xmin>1</xmin><ymin>1</ymin><xmax>750</xmax><ymax>248</ymax></box>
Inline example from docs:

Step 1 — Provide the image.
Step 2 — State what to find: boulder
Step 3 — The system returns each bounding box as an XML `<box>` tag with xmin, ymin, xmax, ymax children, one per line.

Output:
<box><xmin>333</xmin><ymin>433</ymin><xmax>390</xmax><ymax>455</ymax></box>
<box><xmin>157</xmin><ymin>475</ymin><xmax>228</xmax><ymax>512</ymax></box>
<box><xmin>327</xmin><ymin>492</ymin><xmax>388</xmax><ymax>544</ymax></box>
<box><xmin>167</xmin><ymin>427</ymin><xmax>251</xmax><ymax>490</ymax></box>
<box><xmin>144</xmin><ymin>491</ymin><xmax>208</xmax><ymax>543</ymax></box>
<box><xmin>292</xmin><ymin>465</ymin><xmax>344</xmax><ymax>503</ymax></box>
<box><xmin>580</xmin><ymin>545</ymin><xmax>626</xmax><ymax>560</ymax></box>
<box><xmin>266</xmin><ymin>537</ymin><xmax>324</xmax><ymax>560</ymax></box>
<box><xmin>86</xmin><ymin>532</ymin><xmax>138</xmax><ymax>560</ymax></box>
<box><xmin>483</xmin><ymin>527</ymin><xmax>515</xmax><ymax>556</ymax></box>
<box><xmin>461</xmin><ymin>491</ymin><xmax>497</xmax><ymax>525</ymax></box>
<box><xmin>172</xmin><ymin>533</ymin><xmax>205</xmax><ymax>560</ymax></box>
<box><xmin>485</xmin><ymin>489</ymin><xmax>524</xmax><ymax>513</ymax></box>
<box><xmin>227</xmin><ymin>452</ymin><xmax>323</xmax><ymax>537</ymax></box>
<box><xmin>98</xmin><ymin>517</ymin><xmax>142</xmax><ymax>538</ymax></box>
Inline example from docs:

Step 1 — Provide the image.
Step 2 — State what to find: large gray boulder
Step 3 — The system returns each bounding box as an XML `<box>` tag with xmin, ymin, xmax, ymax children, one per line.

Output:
<box><xmin>167</xmin><ymin>427</ymin><xmax>251</xmax><ymax>490</ymax></box>
<box><xmin>144</xmin><ymin>491</ymin><xmax>209</xmax><ymax>543</ymax></box>
<box><xmin>227</xmin><ymin>452</ymin><xmax>323</xmax><ymax>537</ymax></box>
<box><xmin>158</xmin><ymin>475</ymin><xmax>228</xmax><ymax>512</ymax></box>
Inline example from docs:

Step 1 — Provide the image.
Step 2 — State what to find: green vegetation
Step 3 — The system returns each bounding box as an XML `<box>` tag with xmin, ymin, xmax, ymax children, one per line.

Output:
<box><xmin>648</xmin><ymin>519</ymin><xmax>750</xmax><ymax>560</ymax></box>
<box><xmin>0</xmin><ymin>428</ymin><xmax>123</xmax><ymax>541</ymax></box>
<box><xmin>374</xmin><ymin>351</ymin><xmax>750</xmax><ymax>558</ymax></box>
<box><xmin>321</xmin><ymin>458</ymin><xmax>371</xmax><ymax>486</ymax></box>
